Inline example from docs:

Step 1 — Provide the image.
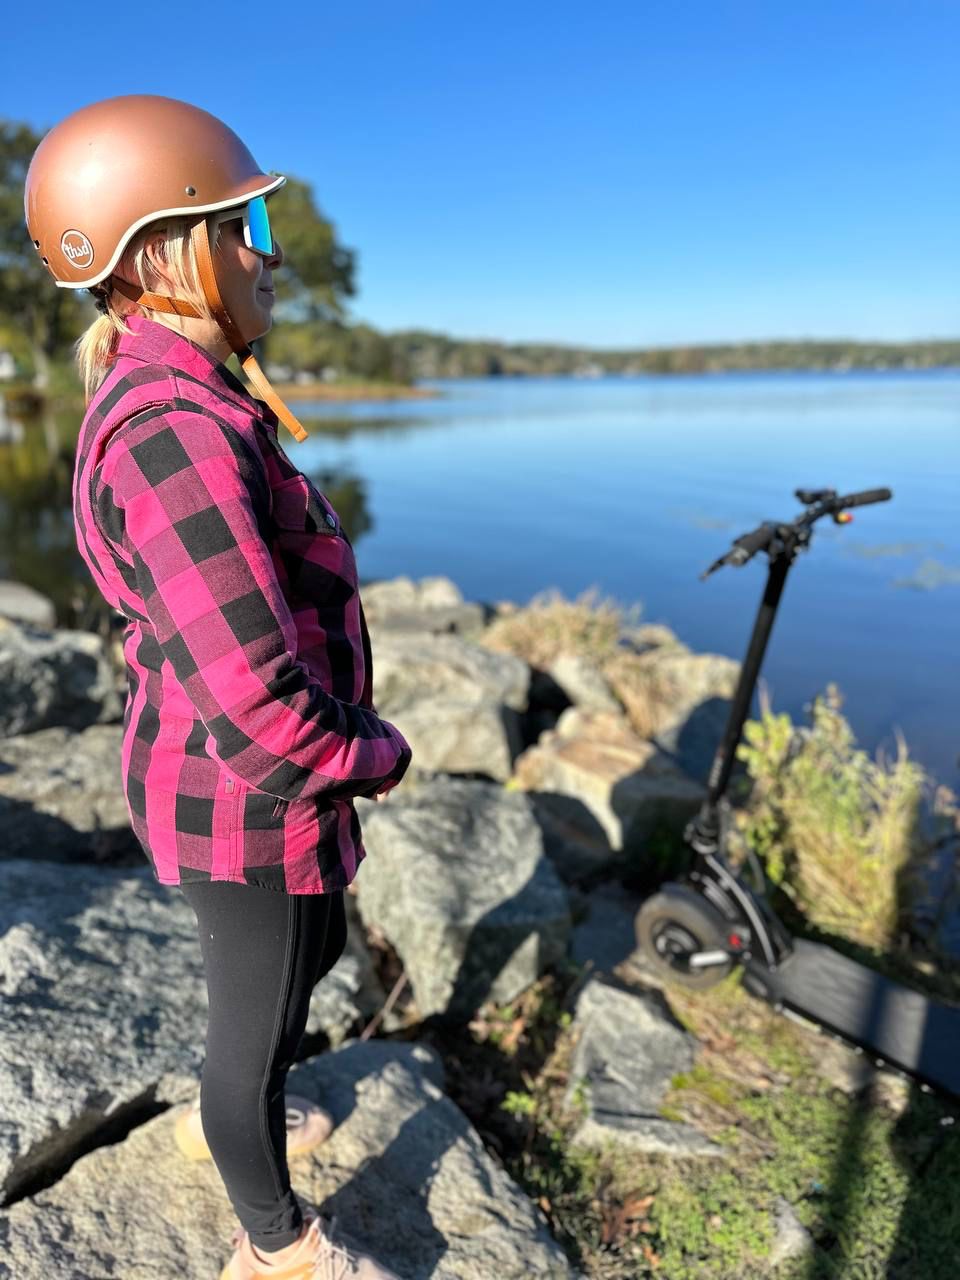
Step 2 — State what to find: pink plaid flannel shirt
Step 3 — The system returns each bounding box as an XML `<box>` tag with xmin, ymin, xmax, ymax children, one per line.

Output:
<box><xmin>72</xmin><ymin>313</ymin><xmax>411</xmax><ymax>893</ymax></box>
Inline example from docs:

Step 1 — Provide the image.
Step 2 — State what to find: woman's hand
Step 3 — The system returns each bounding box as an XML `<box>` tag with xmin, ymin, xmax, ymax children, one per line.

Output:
<box><xmin>374</xmin><ymin>777</ymin><xmax>398</xmax><ymax>802</ymax></box>
<box><xmin>369</xmin><ymin>703</ymin><xmax>408</xmax><ymax>803</ymax></box>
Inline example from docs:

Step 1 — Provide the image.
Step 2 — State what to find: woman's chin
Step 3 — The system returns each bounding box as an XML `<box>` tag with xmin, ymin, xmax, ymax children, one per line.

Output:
<box><xmin>249</xmin><ymin>315</ymin><xmax>273</xmax><ymax>343</ymax></box>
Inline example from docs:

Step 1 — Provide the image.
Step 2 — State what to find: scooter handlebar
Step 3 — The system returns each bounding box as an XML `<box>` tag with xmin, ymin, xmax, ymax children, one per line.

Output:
<box><xmin>702</xmin><ymin>486</ymin><xmax>893</xmax><ymax>579</ymax></box>
<box><xmin>835</xmin><ymin>487</ymin><xmax>893</xmax><ymax>510</ymax></box>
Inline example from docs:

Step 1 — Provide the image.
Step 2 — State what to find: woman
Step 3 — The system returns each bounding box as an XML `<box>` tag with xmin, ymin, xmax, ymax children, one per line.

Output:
<box><xmin>25</xmin><ymin>93</ymin><xmax>412</xmax><ymax>1279</ymax></box>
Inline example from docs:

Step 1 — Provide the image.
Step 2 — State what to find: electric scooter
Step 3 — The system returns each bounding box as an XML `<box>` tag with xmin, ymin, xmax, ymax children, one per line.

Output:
<box><xmin>634</xmin><ymin>486</ymin><xmax>960</xmax><ymax>1102</ymax></box>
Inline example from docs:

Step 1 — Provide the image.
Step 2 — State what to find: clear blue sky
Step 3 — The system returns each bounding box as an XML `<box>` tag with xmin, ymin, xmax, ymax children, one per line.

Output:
<box><xmin>5</xmin><ymin>1</ymin><xmax>958</xmax><ymax>346</ymax></box>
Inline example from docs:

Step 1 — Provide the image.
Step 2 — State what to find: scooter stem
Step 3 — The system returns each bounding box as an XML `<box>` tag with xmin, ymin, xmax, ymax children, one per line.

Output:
<box><xmin>687</xmin><ymin>545</ymin><xmax>796</xmax><ymax>855</ymax></box>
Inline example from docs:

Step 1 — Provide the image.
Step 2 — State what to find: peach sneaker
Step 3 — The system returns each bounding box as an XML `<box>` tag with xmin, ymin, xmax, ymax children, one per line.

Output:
<box><xmin>173</xmin><ymin>1093</ymin><xmax>335</xmax><ymax>1162</ymax></box>
<box><xmin>219</xmin><ymin>1202</ymin><xmax>403</xmax><ymax>1279</ymax></box>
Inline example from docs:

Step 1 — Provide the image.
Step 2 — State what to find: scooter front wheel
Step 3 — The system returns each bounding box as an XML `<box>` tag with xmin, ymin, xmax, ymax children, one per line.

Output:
<box><xmin>635</xmin><ymin>884</ymin><xmax>734</xmax><ymax>990</ymax></box>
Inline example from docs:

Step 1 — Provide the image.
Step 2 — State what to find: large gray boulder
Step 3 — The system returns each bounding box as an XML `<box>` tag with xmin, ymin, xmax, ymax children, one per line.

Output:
<box><xmin>602</xmin><ymin>648</ymin><xmax>740</xmax><ymax>783</ymax></box>
<box><xmin>546</xmin><ymin>651</ymin><xmax>621</xmax><ymax>714</ymax></box>
<box><xmin>522</xmin><ymin>787</ymin><xmax>618</xmax><ymax>884</ymax></box>
<box><xmin>0</xmin><ymin>615</ymin><xmax>123</xmax><ymax>736</ymax></box>
<box><xmin>354</xmin><ymin>779</ymin><xmax>571</xmax><ymax>1023</ymax></box>
<box><xmin>360</xmin><ymin>575</ymin><xmax>488</xmax><ymax>638</ymax></box>
<box><xmin>512</xmin><ymin>707</ymin><xmax>705</xmax><ymax>872</ymax></box>
<box><xmin>0</xmin><ymin>1040</ymin><xmax>573</xmax><ymax>1279</ymax></box>
<box><xmin>564</xmin><ymin>976</ymin><xmax>723</xmax><ymax>1158</ymax></box>
<box><xmin>0</xmin><ymin>861</ymin><xmax>385</xmax><ymax>1205</ymax></box>
<box><xmin>569</xmin><ymin>880</ymin><xmax>645</xmax><ymax>974</ymax></box>
<box><xmin>0</xmin><ymin>724</ymin><xmax>142</xmax><ymax>866</ymax></box>
<box><xmin>368</xmin><ymin>629</ymin><xmax>531</xmax><ymax>781</ymax></box>
<box><xmin>0</xmin><ymin>580</ymin><xmax>56</xmax><ymax>629</ymax></box>
<box><xmin>0</xmin><ymin>861</ymin><xmax>203</xmax><ymax>1206</ymax></box>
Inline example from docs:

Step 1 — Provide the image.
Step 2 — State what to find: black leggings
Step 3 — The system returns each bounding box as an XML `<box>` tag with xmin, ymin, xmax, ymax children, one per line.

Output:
<box><xmin>179</xmin><ymin>880</ymin><xmax>348</xmax><ymax>1253</ymax></box>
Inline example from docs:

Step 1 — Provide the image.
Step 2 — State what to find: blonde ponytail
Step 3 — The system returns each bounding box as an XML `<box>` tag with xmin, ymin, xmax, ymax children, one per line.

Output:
<box><xmin>75</xmin><ymin>310</ymin><xmax>128</xmax><ymax>404</ymax></box>
<box><xmin>74</xmin><ymin>215</ymin><xmax>218</xmax><ymax>403</ymax></box>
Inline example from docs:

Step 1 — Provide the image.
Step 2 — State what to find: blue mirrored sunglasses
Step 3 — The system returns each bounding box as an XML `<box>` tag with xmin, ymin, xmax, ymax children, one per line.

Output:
<box><xmin>212</xmin><ymin>195</ymin><xmax>275</xmax><ymax>257</ymax></box>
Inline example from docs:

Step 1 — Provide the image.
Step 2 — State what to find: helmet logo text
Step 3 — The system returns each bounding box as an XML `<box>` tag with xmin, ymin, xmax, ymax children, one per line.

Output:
<box><xmin>60</xmin><ymin>230</ymin><xmax>94</xmax><ymax>269</ymax></box>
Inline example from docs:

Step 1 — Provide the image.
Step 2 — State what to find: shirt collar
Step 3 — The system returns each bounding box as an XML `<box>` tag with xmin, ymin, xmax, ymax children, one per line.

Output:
<box><xmin>115</xmin><ymin>312</ymin><xmax>276</xmax><ymax>427</ymax></box>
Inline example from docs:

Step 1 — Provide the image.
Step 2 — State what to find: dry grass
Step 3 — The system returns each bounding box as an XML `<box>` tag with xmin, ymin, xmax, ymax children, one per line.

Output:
<box><xmin>599</xmin><ymin>650</ymin><xmax>684</xmax><ymax>739</ymax></box>
<box><xmin>479</xmin><ymin>586</ymin><xmax>642</xmax><ymax>670</ymax></box>
<box><xmin>735</xmin><ymin>682</ymin><xmax>937</xmax><ymax>952</ymax></box>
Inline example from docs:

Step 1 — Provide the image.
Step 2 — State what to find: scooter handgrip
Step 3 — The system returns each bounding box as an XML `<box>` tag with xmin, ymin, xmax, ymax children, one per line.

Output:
<box><xmin>838</xmin><ymin>487</ymin><xmax>892</xmax><ymax>509</ymax></box>
<box><xmin>733</xmin><ymin>524</ymin><xmax>776</xmax><ymax>558</ymax></box>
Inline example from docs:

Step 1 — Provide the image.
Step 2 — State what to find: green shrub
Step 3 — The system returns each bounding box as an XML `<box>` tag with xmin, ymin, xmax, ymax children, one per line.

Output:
<box><xmin>736</xmin><ymin>682</ymin><xmax>929</xmax><ymax>951</ymax></box>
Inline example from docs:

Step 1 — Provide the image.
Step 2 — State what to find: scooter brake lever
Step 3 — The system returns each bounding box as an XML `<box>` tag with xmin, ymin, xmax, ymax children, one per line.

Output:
<box><xmin>700</xmin><ymin>522</ymin><xmax>776</xmax><ymax>580</ymax></box>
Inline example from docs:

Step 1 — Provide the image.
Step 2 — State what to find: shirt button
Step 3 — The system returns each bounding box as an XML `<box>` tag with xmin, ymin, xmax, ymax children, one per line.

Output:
<box><xmin>325</xmin><ymin>513</ymin><xmax>336</xmax><ymax>527</ymax></box>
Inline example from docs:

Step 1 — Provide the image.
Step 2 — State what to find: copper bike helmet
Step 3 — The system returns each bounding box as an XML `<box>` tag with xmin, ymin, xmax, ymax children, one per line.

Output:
<box><xmin>24</xmin><ymin>94</ymin><xmax>309</xmax><ymax>441</ymax></box>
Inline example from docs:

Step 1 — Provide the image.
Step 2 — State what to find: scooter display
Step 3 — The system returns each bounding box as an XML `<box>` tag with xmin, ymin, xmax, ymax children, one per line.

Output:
<box><xmin>634</xmin><ymin>486</ymin><xmax>960</xmax><ymax>1102</ymax></box>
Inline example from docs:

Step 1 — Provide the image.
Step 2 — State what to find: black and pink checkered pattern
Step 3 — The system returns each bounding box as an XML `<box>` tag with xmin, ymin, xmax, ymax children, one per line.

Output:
<box><xmin>72</xmin><ymin>314</ymin><xmax>411</xmax><ymax>893</ymax></box>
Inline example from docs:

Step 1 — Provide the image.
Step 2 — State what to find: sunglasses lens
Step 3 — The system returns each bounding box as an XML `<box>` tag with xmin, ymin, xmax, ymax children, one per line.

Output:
<box><xmin>245</xmin><ymin>196</ymin><xmax>274</xmax><ymax>255</ymax></box>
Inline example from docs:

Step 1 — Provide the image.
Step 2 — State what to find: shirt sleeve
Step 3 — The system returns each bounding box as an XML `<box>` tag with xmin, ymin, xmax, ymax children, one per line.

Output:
<box><xmin>96</xmin><ymin>403</ymin><xmax>412</xmax><ymax>803</ymax></box>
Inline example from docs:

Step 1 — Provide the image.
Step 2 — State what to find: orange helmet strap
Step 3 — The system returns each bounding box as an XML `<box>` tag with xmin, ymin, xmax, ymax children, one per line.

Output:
<box><xmin>110</xmin><ymin>276</ymin><xmax>202</xmax><ymax>318</ymax></box>
<box><xmin>109</xmin><ymin>224</ymin><xmax>308</xmax><ymax>444</ymax></box>
<box><xmin>191</xmin><ymin>219</ymin><xmax>308</xmax><ymax>443</ymax></box>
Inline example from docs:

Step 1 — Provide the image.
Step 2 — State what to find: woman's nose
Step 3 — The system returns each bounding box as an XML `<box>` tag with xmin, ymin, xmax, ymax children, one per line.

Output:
<box><xmin>268</xmin><ymin>237</ymin><xmax>284</xmax><ymax>269</ymax></box>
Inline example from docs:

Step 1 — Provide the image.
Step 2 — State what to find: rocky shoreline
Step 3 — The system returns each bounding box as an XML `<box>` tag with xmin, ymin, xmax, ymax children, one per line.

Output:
<box><xmin>0</xmin><ymin>573</ymin><xmax>953</xmax><ymax>1278</ymax></box>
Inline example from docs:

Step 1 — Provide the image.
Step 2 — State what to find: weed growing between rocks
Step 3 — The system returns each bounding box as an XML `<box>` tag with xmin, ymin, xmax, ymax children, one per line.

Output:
<box><xmin>413</xmin><ymin>961</ymin><xmax>674</xmax><ymax>1279</ymax></box>
<box><xmin>734</xmin><ymin>681</ymin><xmax>960</xmax><ymax>1001</ymax></box>
<box><xmin>480</xmin><ymin>586</ymin><xmax>642</xmax><ymax>669</ymax></box>
<box><xmin>737</xmin><ymin>682</ymin><xmax>928</xmax><ymax>946</ymax></box>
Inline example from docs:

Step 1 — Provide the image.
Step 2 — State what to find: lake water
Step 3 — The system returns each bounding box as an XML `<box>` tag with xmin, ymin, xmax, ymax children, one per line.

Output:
<box><xmin>288</xmin><ymin>370</ymin><xmax>960</xmax><ymax>790</ymax></box>
<box><xmin>2</xmin><ymin>368</ymin><xmax>956</xmax><ymax>792</ymax></box>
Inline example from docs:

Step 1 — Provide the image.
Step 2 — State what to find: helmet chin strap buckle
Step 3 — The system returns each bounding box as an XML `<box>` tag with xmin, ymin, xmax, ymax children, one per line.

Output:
<box><xmin>109</xmin><ymin>223</ymin><xmax>309</xmax><ymax>445</ymax></box>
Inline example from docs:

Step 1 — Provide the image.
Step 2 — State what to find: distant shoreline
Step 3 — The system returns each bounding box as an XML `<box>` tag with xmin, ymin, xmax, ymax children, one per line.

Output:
<box><xmin>388</xmin><ymin>333</ymin><xmax>960</xmax><ymax>380</ymax></box>
<box><xmin>269</xmin><ymin>381</ymin><xmax>441</xmax><ymax>402</ymax></box>
<box><xmin>414</xmin><ymin>364</ymin><xmax>960</xmax><ymax>380</ymax></box>
<box><xmin>269</xmin><ymin>363</ymin><xmax>960</xmax><ymax>400</ymax></box>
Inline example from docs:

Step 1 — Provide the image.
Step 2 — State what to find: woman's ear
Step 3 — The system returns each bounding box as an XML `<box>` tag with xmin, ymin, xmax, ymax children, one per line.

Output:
<box><xmin>140</xmin><ymin>230</ymin><xmax>179</xmax><ymax>293</ymax></box>
<box><xmin>114</xmin><ymin>230</ymin><xmax>168</xmax><ymax>292</ymax></box>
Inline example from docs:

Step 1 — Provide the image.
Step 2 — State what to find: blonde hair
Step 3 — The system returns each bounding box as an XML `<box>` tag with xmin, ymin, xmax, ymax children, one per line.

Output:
<box><xmin>75</xmin><ymin>216</ymin><xmax>218</xmax><ymax>403</ymax></box>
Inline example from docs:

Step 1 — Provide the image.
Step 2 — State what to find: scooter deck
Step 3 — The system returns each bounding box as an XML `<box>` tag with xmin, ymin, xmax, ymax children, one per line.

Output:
<box><xmin>743</xmin><ymin>938</ymin><xmax>960</xmax><ymax>1100</ymax></box>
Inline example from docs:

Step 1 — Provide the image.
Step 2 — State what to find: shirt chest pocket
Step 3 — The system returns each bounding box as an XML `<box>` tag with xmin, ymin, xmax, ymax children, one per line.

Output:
<box><xmin>269</xmin><ymin>473</ymin><xmax>357</xmax><ymax>602</ymax></box>
<box><xmin>271</xmin><ymin>472</ymin><xmax>341</xmax><ymax>535</ymax></box>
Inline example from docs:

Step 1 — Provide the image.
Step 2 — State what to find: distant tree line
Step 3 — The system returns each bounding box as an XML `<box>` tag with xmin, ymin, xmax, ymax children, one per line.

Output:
<box><xmin>384</xmin><ymin>332</ymin><xmax>960</xmax><ymax>379</ymax></box>
<box><xmin>2</xmin><ymin>118</ymin><xmax>957</xmax><ymax>394</ymax></box>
